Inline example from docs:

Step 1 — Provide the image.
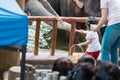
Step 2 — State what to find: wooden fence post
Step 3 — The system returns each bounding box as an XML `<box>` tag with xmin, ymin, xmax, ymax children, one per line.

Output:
<box><xmin>51</xmin><ymin>21</ymin><xmax>57</xmax><ymax>55</ymax></box>
<box><xmin>69</xmin><ymin>22</ymin><xmax>76</xmax><ymax>55</ymax></box>
<box><xmin>34</xmin><ymin>20</ymin><xmax>41</xmax><ymax>55</ymax></box>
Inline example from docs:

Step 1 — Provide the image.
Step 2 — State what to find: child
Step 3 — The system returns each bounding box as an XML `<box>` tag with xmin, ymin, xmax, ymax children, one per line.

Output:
<box><xmin>67</xmin><ymin>62</ymin><xmax>95</xmax><ymax>80</ymax></box>
<box><xmin>78</xmin><ymin>54</ymin><xmax>96</xmax><ymax>66</ymax></box>
<box><xmin>75</xmin><ymin>16</ymin><xmax>101</xmax><ymax>60</ymax></box>
<box><xmin>52</xmin><ymin>57</ymin><xmax>74</xmax><ymax>77</ymax></box>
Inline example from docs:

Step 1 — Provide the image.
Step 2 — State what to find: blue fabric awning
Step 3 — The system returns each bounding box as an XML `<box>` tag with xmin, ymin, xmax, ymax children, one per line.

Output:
<box><xmin>0</xmin><ymin>0</ymin><xmax>28</xmax><ymax>46</ymax></box>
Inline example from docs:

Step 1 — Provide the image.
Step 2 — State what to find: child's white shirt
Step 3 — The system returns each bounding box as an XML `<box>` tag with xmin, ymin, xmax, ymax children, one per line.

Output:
<box><xmin>85</xmin><ymin>31</ymin><xmax>101</xmax><ymax>52</ymax></box>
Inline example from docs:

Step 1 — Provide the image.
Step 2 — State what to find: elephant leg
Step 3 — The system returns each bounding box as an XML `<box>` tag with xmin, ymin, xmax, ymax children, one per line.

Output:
<box><xmin>60</xmin><ymin>0</ymin><xmax>67</xmax><ymax>16</ymax></box>
<box><xmin>74</xmin><ymin>23</ymin><xmax>83</xmax><ymax>43</ymax></box>
<box><xmin>66</xmin><ymin>31</ymin><xmax>70</xmax><ymax>42</ymax></box>
<box><xmin>66</xmin><ymin>23</ymin><xmax>82</xmax><ymax>43</ymax></box>
<box><xmin>74</xmin><ymin>32</ymin><xmax>80</xmax><ymax>43</ymax></box>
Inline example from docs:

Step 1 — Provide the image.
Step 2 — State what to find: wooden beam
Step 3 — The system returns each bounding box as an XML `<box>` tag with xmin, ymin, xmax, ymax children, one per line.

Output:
<box><xmin>28</xmin><ymin>16</ymin><xmax>100</xmax><ymax>22</ymax></box>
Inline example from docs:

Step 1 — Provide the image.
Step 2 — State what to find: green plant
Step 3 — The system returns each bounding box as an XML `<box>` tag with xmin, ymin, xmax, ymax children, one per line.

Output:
<box><xmin>27</xmin><ymin>22</ymin><xmax>86</xmax><ymax>52</ymax></box>
<box><xmin>27</xmin><ymin>22</ymin><xmax>52</xmax><ymax>50</ymax></box>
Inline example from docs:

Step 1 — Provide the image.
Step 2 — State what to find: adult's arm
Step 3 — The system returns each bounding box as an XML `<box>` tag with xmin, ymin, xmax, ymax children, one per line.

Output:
<box><xmin>93</xmin><ymin>8</ymin><xmax>108</xmax><ymax>32</ymax></box>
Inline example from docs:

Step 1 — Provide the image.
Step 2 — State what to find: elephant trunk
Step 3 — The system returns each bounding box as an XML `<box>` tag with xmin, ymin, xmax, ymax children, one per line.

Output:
<box><xmin>25</xmin><ymin>0</ymin><xmax>71</xmax><ymax>31</ymax></box>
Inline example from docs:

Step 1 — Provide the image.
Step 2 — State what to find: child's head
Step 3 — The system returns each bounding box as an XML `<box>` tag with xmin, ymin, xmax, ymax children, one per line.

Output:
<box><xmin>67</xmin><ymin>54</ymin><xmax>96</xmax><ymax>80</ymax></box>
<box><xmin>78</xmin><ymin>54</ymin><xmax>96</xmax><ymax>66</ymax></box>
<box><xmin>68</xmin><ymin>62</ymin><xmax>95</xmax><ymax>80</ymax></box>
<box><xmin>52</xmin><ymin>57</ymin><xmax>74</xmax><ymax>76</ymax></box>
<box><xmin>86</xmin><ymin>16</ymin><xmax>97</xmax><ymax>30</ymax></box>
<box><xmin>93</xmin><ymin>62</ymin><xmax>120</xmax><ymax>80</ymax></box>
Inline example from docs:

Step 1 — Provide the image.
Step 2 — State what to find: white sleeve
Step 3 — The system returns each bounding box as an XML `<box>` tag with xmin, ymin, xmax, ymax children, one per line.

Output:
<box><xmin>85</xmin><ymin>32</ymin><xmax>94</xmax><ymax>39</ymax></box>
<box><xmin>101</xmin><ymin>0</ymin><xmax>108</xmax><ymax>9</ymax></box>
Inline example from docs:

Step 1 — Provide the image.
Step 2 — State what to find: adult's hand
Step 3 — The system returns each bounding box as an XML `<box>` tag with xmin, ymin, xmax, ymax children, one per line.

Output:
<box><xmin>93</xmin><ymin>26</ymin><xmax>100</xmax><ymax>32</ymax></box>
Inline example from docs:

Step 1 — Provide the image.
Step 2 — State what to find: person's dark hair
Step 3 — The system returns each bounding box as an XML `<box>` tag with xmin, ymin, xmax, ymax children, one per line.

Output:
<box><xmin>93</xmin><ymin>62</ymin><xmax>120</xmax><ymax>80</ymax></box>
<box><xmin>68</xmin><ymin>62</ymin><xmax>95</xmax><ymax>80</ymax></box>
<box><xmin>52</xmin><ymin>57</ymin><xmax>74</xmax><ymax>76</ymax></box>
<box><xmin>86</xmin><ymin>16</ymin><xmax>97</xmax><ymax>27</ymax></box>
<box><xmin>78</xmin><ymin>54</ymin><xmax>96</xmax><ymax>66</ymax></box>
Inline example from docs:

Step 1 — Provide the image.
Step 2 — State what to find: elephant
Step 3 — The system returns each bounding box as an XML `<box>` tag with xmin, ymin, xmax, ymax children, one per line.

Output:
<box><xmin>45</xmin><ymin>0</ymin><xmax>100</xmax><ymax>17</ymax></box>
<box><xmin>66</xmin><ymin>0</ymin><xmax>101</xmax><ymax>42</ymax></box>
<box><xmin>67</xmin><ymin>0</ymin><xmax>101</xmax><ymax>17</ymax></box>
<box><xmin>25</xmin><ymin>0</ymin><xmax>101</xmax><ymax>43</ymax></box>
<box><xmin>25</xmin><ymin>0</ymin><xmax>71</xmax><ymax>31</ymax></box>
<box><xmin>46</xmin><ymin>0</ymin><xmax>68</xmax><ymax>16</ymax></box>
<box><xmin>44</xmin><ymin>0</ymin><xmax>101</xmax><ymax>42</ymax></box>
<box><xmin>46</xmin><ymin>0</ymin><xmax>101</xmax><ymax>17</ymax></box>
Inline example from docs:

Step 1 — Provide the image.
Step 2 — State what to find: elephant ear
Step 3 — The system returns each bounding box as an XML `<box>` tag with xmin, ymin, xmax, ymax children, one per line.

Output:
<box><xmin>74</xmin><ymin>0</ymin><xmax>83</xmax><ymax>8</ymax></box>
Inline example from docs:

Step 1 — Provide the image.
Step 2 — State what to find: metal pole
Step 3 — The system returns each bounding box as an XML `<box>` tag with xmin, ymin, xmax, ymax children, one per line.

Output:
<box><xmin>21</xmin><ymin>45</ymin><xmax>27</xmax><ymax>80</ymax></box>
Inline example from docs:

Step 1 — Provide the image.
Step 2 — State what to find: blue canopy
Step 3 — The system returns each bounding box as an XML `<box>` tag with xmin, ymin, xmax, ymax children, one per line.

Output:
<box><xmin>0</xmin><ymin>0</ymin><xmax>28</xmax><ymax>46</ymax></box>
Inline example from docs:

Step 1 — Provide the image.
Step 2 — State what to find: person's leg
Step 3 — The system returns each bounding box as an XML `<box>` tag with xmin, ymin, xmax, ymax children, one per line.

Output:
<box><xmin>111</xmin><ymin>36</ymin><xmax>120</xmax><ymax>64</ymax></box>
<box><xmin>102</xmin><ymin>23</ymin><xmax>120</xmax><ymax>64</ymax></box>
<box><xmin>101</xmin><ymin>25</ymin><xmax>119</xmax><ymax>62</ymax></box>
<box><xmin>110</xmin><ymin>23</ymin><xmax>120</xmax><ymax>64</ymax></box>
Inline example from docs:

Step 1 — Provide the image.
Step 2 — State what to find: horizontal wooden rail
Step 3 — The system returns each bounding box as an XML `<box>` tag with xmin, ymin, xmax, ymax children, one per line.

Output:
<box><xmin>29</xmin><ymin>16</ymin><xmax>100</xmax><ymax>22</ymax></box>
<box><xmin>28</xmin><ymin>16</ymin><xmax>100</xmax><ymax>55</ymax></box>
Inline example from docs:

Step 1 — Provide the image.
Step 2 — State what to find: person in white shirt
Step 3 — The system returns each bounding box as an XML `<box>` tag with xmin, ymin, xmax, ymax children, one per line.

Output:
<box><xmin>75</xmin><ymin>16</ymin><xmax>101</xmax><ymax>60</ymax></box>
<box><xmin>93</xmin><ymin>0</ymin><xmax>120</xmax><ymax>64</ymax></box>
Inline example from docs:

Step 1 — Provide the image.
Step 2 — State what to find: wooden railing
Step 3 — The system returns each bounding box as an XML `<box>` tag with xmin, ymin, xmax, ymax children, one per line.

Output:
<box><xmin>28</xmin><ymin>16</ymin><xmax>100</xmax><ymax>55</ymax></box>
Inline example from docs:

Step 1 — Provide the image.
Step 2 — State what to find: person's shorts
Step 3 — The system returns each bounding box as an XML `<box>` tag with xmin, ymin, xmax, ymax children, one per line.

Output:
<box><xmin>85</xmin><ymin>50</ymin><xmax>100</xmax><ymax>60</ymax></box>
